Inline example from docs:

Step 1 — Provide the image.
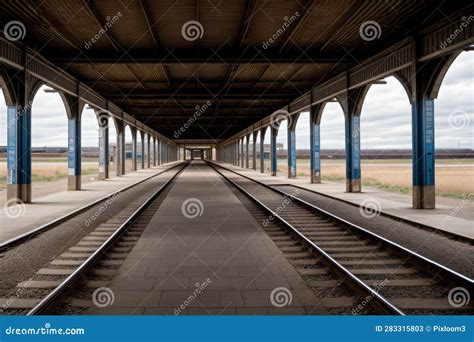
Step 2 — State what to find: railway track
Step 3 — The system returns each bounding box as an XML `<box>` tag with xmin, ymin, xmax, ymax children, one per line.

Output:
<box><xmin>208</xmin><ymin>161</ymin><xmax>474</xmax><ymax>315</ymax></box>
<box><xmin>0</xmin><ymin>162</ymin><xmax>187</xmax><ymax>251</ymax></box>
<box><xmin>0</xmin><ymin>162</ymin><xmax>188</xmax><ymax>315</ymax></box>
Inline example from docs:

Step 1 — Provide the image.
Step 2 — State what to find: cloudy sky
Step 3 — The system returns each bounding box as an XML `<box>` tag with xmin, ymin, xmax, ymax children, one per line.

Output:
<box><xmin>0</xmin><ymin>52</ymin><xmax>472</xmax><ymax>149</ymax></box>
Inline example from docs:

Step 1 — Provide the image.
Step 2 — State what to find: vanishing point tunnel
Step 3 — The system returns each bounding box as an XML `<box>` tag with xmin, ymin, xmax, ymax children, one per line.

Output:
<box><xmin>0</xmin><ymin>1</ymin><xmax>473</xmax><ymax>317</ymax></box>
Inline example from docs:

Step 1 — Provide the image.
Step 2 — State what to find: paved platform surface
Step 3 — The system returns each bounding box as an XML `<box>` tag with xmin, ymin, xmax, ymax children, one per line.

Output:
<box><xmin>215</xmin><ymin>162</ymin><xmax>473</xmax><ymax>240</ymax></box>
<box><xmin>0</xmin><ymin>162</ymin><xmax>182</xmax><ymax>245</ymax></box>
<box><xmin>87</xmin><ymin>161</ymin><xmax>324</xmax><ymax>315</ymax></box>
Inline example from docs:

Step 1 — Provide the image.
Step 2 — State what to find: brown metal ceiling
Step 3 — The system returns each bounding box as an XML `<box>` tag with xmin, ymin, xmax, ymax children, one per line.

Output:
<box><xmin>0</xmin><ymin>0</ymin><xmax>470</xmax><ymax>139</ymax></box>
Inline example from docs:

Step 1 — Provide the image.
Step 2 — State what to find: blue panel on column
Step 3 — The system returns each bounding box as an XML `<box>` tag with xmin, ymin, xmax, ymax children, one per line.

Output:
<box><xmin>271</xmin><ymin>129</ymin><xmax>277</xmax><ymax>174</ymax></box>
<box><xmin>345</xmin><ymin>115</ymin><xmax>361</xmax><ymax>180</ymax></box>
<box><xmin>423</xmin><ymin>99</ymin><xmax>435</xmax><ymax>186</ymax></box>
<box><xmin>288</xmin><ymin>129</ymin><xmax>296</xmax><ymax>177</ymax></box>
<box><xmin>7</xmin><ymin>106</ymin><xmax>17</xmax><ymax>185</ymax></box>
<box><xmin>413</xmin><ymin>99</ymin><xmax>435</xmax><ymax>186</ymax></box>
<box><xmin>68</xmin><ymin>118</ymin><xmax>81</xmax><ymax>176</ymax></box>
<box><xmin>352</xmin><ymin>116</ymin><xmax>361</xmax><ymax>180</ymax></box>
<box><xmin>310</xmin><ymin>123</ymin><xmax>321</xmax><ymax>174</ymax></box>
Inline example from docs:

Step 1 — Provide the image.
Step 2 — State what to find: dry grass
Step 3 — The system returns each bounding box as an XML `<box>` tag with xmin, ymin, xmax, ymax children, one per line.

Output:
<box><xmin>277</xmin><ymin>158</ymin><xmax>474</xmax><ymax>198</ymax></box>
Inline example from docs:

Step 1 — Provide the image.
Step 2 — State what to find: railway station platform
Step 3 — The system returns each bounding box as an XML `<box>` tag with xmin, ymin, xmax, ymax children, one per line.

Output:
<box><xmin>213</xmin><ymin>162</ymin><xmax>473</xmax><ymax>241</ymax></box>
<box><xmin>0</xmin><ymin>162</ymin><xmax>182</xmax><ymax>246</ymax></box>
<box><xmin>84</xmin><ymin>162</ymin><xmax>326</xmax><ymax>315</ymax></box>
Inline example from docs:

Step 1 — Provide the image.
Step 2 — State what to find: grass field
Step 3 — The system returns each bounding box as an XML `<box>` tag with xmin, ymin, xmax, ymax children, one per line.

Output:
<box><xmin>1</xmin><ymin>157</ymin><xmax>473</xmax><ymax>198</ymax></box>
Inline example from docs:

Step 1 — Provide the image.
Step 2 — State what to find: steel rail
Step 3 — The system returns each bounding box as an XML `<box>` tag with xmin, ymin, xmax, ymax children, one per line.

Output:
<box><xmin>27</xmin><ymin>162</ymin><xmax>189</xmax><ymax>315</ymax></box>
<box><xmin>208</xmin><ymin>162</ymin><xmax>405</xmax><ymax>315</ymax></box>
<box><xmin>1</xmin><ymin>162</ymin><xmax>186</xmax><ymax>251</ymax></box>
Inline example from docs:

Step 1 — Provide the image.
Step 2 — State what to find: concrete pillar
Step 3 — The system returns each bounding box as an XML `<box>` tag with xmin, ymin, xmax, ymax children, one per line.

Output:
<box><xmin>259</xmin><ymin>128</ymin><xmax>265</xmax><ymax>173</ymax></box>
<box><xmin>245</xmin><ymin>136</ymin><xmax>249</xmax><ymax>168</ymax></box>
<box><xmin>98</xmin><ymin>116</ymin><xmax>109</xmax><ymax>180</ymax></box>
<box><xmin>67</xmin><ymin>103</ymin><xmax>82</xmax><ymax>190</ymax></box>
<box><xmin>240</xmin><ymin>139</ymin><xmax>244</xmax><ymax>168</ymax></box>
<box><xmin>287</xmin><ymin>119</ymin><xmax>297</xmax><ymax>179</ymax></box>
<box><xmin>157</xmin><ymin>139</ymin><xmax>161</xmax><ymax>165</ymax></box>
<box><xmin>310</xmin><ymin>104</ymin><xmax>323</xmax><ymax>183</ymax></box>
<box><xmin>140</xmin><ymin>132</ymin><xmax>145</xmax><ymax>169</ymax></box>
<box><xmin>131</xmin><ymin>129</ymin><xmax>137</xmax><ymax>172</ymax></box>
<box><xmin>252</xmin><ymin>132</ymin><xmax>257</xmax><ymax>170</ymax></box>
<box><xmin>153</xmin><ymin>138</ymin><xmax>157</xmax><ymax>166</ymax></box>
<box><xmin>116</xmin><ymin>120</ymin><xmax>125</xmax><ymax>176</ymax></box>
<box><xmin>147</xmin><ymin>135</ymin><xmax>151</xmax><ymax>168</ymax></box>
<box><xmin>6</xmin><ymin>98</ymin><xmax>32</xmax><ymax>202</ymax></box>
<box><xmin>270</xmin><ymin>127</ymin><xmax>278</xmax><ymax>176</ymax></box>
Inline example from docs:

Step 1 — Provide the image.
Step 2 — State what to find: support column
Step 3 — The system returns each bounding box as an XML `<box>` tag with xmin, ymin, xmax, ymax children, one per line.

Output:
<box><xmin>147</xmin><ymin>135</ymin><xmax>151</xmax><ymax>168</ymax></box>
<box><xmin>287</xmin><ymin>118</ymin><xmax>297</xmax><ymax>179</ymax></box>
<box><xmin>245</xmin><ymin>136</ymin><xmax>249</xmax><ymax>168</ymax></box>
<box><xmin>6</xmin><ymin>79</ymin><xmax>32</xmax><ymax>202</ymax></box>
<box><xmin>259</xmin><ymin>128</ymin><xmax>265</xmax><ymax>173</ymax></box>
<box><xmin>240</xmin><ymin>139</ymin><xmax>244</xmax><ymax>168</ymax></box>
<box><xmin>252</xmin><ymin>131</ymin><xmax>257</xmax><ymax>170</ymax></box>
<box><xmin>67</xmin><ymin>101</ymin><xmax>82</xmax><ymax>190</ymax></box>
<box><xmin>131</xmin><ymin>129</ymin><xmax>137</xmax><ymax>171</ymax></box>
<box><xmin>98</xmin><ymin>115</ymin><xmax>109</xmax><ymax>180</ymax></box>
<box><xmin>157</xmin><ymin>140</ymin><xmax>161</xmax><ymax>165</ymax></box>
<box><xmin>153</xmin><ymin>138</ymin><xmax>157</xmax><ymax>166</ymax></box>
<box><xmin>270</xmin><ymin>127</ymin><xmax>278</xmax><ymax>176</ymax></box>
<box><xmin>345</xmin><ymin>114</ymin><xmax>361</xmax><ymax>192</ymax></box>
<box><xmin>116</xmin><ymin>120</ymin><xmax>125</xmax><ymax>176</ymax></box>
<box><xmin>140</xmin><ymin>132</ymin><xmax>145</xmax><ymax>169</ymax></box>
<box><xmin>310</xmin><ymin>104</ymin><xmax>324</xmax><ymax>183</ymax></box>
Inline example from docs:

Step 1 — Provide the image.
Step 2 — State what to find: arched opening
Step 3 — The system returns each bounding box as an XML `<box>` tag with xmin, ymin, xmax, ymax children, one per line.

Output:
<box><xmin>360</xmin><ymin>76</ymin><xmax>412</xmax><ymax>195</ymax></box>
<box><xmin>436</xmin><ymin>51</ymin><xmax>474</xmax><ymax>198</ymax></box>
<box><xmin>320</xmin><ymin>101</ymin><xmax>345</xmax><ymax>182</ymax></box>
<box><xmin>31</xmin><ymin>85</ymin><xmax>68</xmax><ymax>200</ymax></box>
<box><xmin>276</xmin><ymin>119</ymin><xmax>288</xmax><ymax>177</ymax></box>
<box><xmin>81</xmin><ymin>105</ymin><xmax>100</xmax><ymax>183</ymax></box>
<box><xmin>124</xmin><ymin>125</ymin><xmax>133</xmax><ymax>173</ymax></box>
<box><xmin>295</xmin><ymin>111</ymin><xmax>310</xmax><ymax>180</ymax></box>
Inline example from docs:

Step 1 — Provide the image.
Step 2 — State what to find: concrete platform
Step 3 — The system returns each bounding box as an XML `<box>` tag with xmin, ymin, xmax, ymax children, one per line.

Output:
<box><xmin>214</xmin><ymin>162</ymin><xmax>474</xmax><ymax>240</ymax></box>
<box><xmin>86</xmin><ymin>161</ymin><xmax>324</xmax><ymax>315</ymax></box>
<box><xmin>0</xmin><ymin>162</ymin><xmax>182</xmax><ymax>245</ymax></box>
